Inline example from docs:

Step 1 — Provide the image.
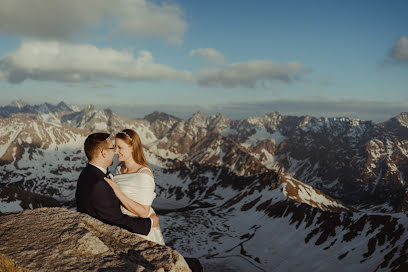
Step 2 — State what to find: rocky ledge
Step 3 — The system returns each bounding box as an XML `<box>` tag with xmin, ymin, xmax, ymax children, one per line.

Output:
<box><xmin>0</xmin><ymin>207</ymin><xmax>192</xmax><ymax>272</ymax></box>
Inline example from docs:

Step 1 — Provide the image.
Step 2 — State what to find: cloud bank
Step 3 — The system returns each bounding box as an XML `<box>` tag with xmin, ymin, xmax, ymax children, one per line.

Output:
<box><xmin>0</xmin><ymin>0</ymin><xmax>187</xmax><ymax>44</ymax></box>
<box><xmin>105</xmin><ymin>97</ymin><xmax>407</xmax><ymax>122</ymax></box>
<box><xmin>189</xmin><ymin>48</ymin><xmax>225</xmax><ymax>65</ymax></box>
<box><xmin>0</xmin><ymin>40</ymin><xmax>308</xmax><ymax>88</ymax></box>
<box><xmin>0</xmin><ymin>40</ymin><xmax>194</xmax><ymax>83</ymax></box>
<box><xmin>212</xmin><ymin>98</ymin><xmax>408</xmax><ymax>121</ymax></box>
<box><xmin>196</xmin><ymin>60</ymin><xmax>306</xmax><ymax>88</ymax></box>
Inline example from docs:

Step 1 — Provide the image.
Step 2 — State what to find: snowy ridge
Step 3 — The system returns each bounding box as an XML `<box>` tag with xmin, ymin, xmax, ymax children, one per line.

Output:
<box><xmin>1</xmin><ymin>103</ymin><xmax>408</xmax><ymax>271</ymax></box>
<box><xmin>282</xmin><ymin>175</ymin><xmax>349</xmax><ymax>212</ymax></box>
<box><xmin>1</xmin><ymin>117</ymin><xmax>88</xmax><ymax>200</ymax></box>
<box><xmin>0</xmin><ymin>101</ymin><xmax>74</xmax><ymax>124</ymax></box>
<box><xmin>0</xmin><ymin>122</ymin><xmax>24</xmax><ymax>158</ymax></box>
<box><xmin>43</xmin><ymin>104</ymin><xmax>406</xmax><ymax>212</ymax></box>
<box><xmin>1</xmin><ymin>103</ymin><xmax>408</xmax><ymax>210</ymax></box>
<box><xmin>157</xmin><ymin>166</ymin><xmax>408</xmax><ymax>271</ymax></box>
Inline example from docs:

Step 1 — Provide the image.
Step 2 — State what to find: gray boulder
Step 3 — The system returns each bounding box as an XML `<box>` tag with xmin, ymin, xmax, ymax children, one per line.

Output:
<box><xmin>0</xmin><ymin>207</ymin><xmax>191</xmax><ymax>271</ymax></box>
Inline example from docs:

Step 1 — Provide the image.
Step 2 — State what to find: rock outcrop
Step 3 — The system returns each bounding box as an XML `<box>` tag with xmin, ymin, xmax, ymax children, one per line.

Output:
<box><xmin>0</xmin><ymin>208</ymin><xmax>192</xmax><ymax>272</ymax></box>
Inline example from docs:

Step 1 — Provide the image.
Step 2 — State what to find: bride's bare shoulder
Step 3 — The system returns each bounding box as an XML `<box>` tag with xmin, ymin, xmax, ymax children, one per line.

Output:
<box><xmin>140</xmin><ymin>168</ymin><xmax>154</xmax><ymax>178</ymax></box>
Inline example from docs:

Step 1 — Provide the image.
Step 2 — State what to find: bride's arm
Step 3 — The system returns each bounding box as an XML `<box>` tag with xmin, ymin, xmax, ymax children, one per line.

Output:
<box><xmin>104</xmin><ymin>177</ymin><xmax>151</xmax><ymax>218</ymax></box>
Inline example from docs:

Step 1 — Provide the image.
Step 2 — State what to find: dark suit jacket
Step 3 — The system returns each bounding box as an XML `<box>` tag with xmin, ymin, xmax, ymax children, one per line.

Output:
<box><xmin>75</xmin><ymin>164</ymin><xmax>151</xmax><ymax>235</ymax></box>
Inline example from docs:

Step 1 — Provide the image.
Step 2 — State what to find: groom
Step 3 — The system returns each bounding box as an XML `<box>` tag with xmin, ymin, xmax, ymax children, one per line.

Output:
<box><xmin>76</xmin><ymin>132</ymin><xmax>158</xmax><ymax>235</ymax></box>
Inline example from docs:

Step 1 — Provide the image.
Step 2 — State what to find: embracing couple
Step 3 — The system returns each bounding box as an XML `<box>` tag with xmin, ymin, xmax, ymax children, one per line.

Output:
<box><xmin>75</xmin><ymin>129</ymin><xmax>165</xmax><ymax>245</ymax></box>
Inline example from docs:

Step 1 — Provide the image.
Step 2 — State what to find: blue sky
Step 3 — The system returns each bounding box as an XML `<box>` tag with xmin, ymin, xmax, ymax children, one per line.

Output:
<box><xmin>0</xmin><ymin>0</ymin><xmax>407</xmax><ymax>121</ymax></box>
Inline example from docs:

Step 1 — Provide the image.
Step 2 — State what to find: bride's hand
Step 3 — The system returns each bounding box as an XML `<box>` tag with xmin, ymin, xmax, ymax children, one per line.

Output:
<box><xmin>150</xmin><ymin>213</ymin><xmax>159</xmax><ymax>228</ymax></box>
<box><xmin>104</xmin><ymin>177</ymin><xmax>119</xmax><ymax>192</ymax></box>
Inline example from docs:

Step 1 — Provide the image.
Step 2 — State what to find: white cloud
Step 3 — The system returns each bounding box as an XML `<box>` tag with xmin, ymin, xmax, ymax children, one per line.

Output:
<box><xmin>196</xmin><ymin>60</ymin><xmax>306</xmax><ymax>88</ymax></box>
<box><xmin>0</xmin><ymin>40</ymin><xmax>194</xmax><ymax>83</ymax></box>
<box><xmin>189</xmin><ymin>48</ymin><xmax>225</xmax><ymax>65</ymax></box>
<box><xmin>389</xmin><ymin>36</ymin><xmax>408</xmax><ymax>62</ymax></box>
<box><xmin>0</xmin><ymin>0</ymin><xmax>187</xmax><ymax>44</ymax></box>
<box><xmin>113</xmin><ymin>0</ymin><xmax>187</xmax><ymax>45</ymax></box>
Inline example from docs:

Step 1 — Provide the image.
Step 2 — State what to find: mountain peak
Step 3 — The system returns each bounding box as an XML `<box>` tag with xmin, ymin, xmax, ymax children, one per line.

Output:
<box><xmin>209</xmin><ymin>112</ymin><xmax>228</xmax><ymax>121</ymax></box>
<box><xmin>10</xmin><ymin>99</ymin><xmax>29</xmax><ymax>108</ymax></box>
<box><xmin>86</xmin><ymin>104</ymin><xmax>95</xmax><ymax>111</ymax></box>
<box><xmin>56</xmin><ymin>101</ymin><xmax>72</xmax><ymax>111</ymax></box>
<box><xmin>391</xmin><ymin>112</ymin><xmax>408</xmax><ymax>128</ymax></box>
<box><xmin>189</xmin><ymin>111</ymin><xmax>207</xmax><ymax>120</ymax></box>
<box><xmin>282</xmin><ymin>175</ymin><xmax>349</xmax><ymax>212</ymax></box>
<box><xmin>395</xmin><ymin>112</ymin><xmax>408</xmax><ymax>123</ymax></box>
<box><xmin>382</xmin><ymin>112</ymin><xmax>408</xmax><ymax>129</ymax></box>
<box><xmin>265</xmin><ymin>111</ymin><xmax>281</xmax><ymax>117</ymax></box>
<box><xmin>192</xmin><ymin>111</ymin><xmax>206</xmax><ymax>116</ymax></box>
<box><xmin>188</xmin><ymin>111</ymin><xmax>208</xmax><ymax>127</ymax></box>
<box><xmin>69</xmin><ymin>104</ymin><xmax>82</xmax><ymax>112</ymax></box>
<box><xmin>144</xmin><ymin>111</ymin><xmax>180</xmax><ymax>122</ymax></box>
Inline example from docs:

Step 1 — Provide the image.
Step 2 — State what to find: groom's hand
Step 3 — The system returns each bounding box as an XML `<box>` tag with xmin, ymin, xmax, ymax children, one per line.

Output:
<box><xmin>150</xmin><ymin>213</ymin><xmax>159</xmax><ymax>228</ymax></box>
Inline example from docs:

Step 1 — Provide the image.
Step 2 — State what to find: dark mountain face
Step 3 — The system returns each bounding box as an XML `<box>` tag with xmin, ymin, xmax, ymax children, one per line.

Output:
<box><xmin>144</xmin><ymin>111</ymin><xmax>181</xmax><ymax>123</ymax></box>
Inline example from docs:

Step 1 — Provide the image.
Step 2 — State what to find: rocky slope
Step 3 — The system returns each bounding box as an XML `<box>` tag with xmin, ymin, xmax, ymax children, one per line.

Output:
<box><xmin>0</xmin><ymin>207</ymin><xmax>192</xmax><ymax>272</ymax></box>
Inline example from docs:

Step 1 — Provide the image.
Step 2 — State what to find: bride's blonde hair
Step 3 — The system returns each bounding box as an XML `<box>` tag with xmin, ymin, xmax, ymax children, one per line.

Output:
<box><xmin>116</xmin><ymin>129</ymin><xmax>151</xmax><ymax>170</ymax></box>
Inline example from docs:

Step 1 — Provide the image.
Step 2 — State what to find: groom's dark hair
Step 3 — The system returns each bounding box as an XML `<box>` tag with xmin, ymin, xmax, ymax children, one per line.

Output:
<box><xmin>84</xmin><ymin>132</ymin><xmax>111</xmax><ymax>161</ymax></box>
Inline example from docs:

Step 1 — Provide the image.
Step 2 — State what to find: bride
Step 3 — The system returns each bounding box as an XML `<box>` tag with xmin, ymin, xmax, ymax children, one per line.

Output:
<box><xmin>104</xmin><ymin>128</ymin><xmax>165</xmax><ymax>245</ymax></box>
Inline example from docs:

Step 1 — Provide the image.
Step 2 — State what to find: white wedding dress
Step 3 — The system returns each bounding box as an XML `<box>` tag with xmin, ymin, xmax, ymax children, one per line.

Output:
<box><xmin>113</xmin><ymin>166</ymin><xmax>165</xmax><ymax>245</ymax></box>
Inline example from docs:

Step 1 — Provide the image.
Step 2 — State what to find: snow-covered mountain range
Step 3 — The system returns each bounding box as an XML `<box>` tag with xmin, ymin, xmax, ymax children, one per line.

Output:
<box><xmin>1</xmin><ymin>101</ymin><xmax>408</xmax><ymax>271</ymax></box>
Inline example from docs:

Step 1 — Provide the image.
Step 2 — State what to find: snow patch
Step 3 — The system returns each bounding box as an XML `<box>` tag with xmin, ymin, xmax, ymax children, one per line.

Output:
<box><xmin>0</xmin><ymin>199</ymin><xmax>23</xmax><ymax>213</ymax></box>
<box><xmin>0</xmin><ymin>128</ymin><xmax>22</xmax><ymax>158</ymax></box>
